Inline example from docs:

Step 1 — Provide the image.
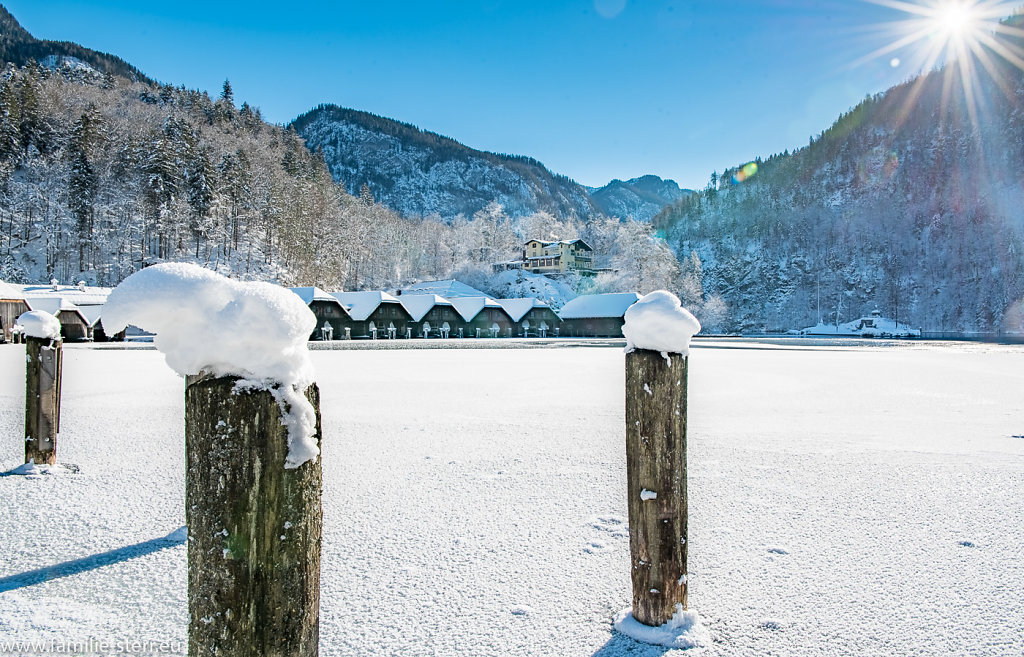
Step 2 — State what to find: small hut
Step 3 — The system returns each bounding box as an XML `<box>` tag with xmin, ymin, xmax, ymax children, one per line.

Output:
<box><xmin>558</xmin><ymin>293</ymin><xmax>641</xmax><ymax>337</ymax></box>
<box><xmin>496</xmin><ymin>298</ymin><xmax>562</xmax><ymax>337</ymax></box>
<box><xmin>23</xmin><ymin>297</ymin><xmax>93</xmax><ymax>341</ymax></box>
<box><xmin>290</xmin><ymin>287</ymin><xmax>351</xmax><ymax>340</ymax></box>
<box><xmin>448</xmin><ymin>296</ymin><xmax>510</xmax><ymax>338</ymax></box>
<box><xmin>0</xmin><ymin>281</ymin><xmax>30</xmax><ymax>342</ymax></box>
<box><xmin>331</xmin><ymin>291</ymin><xmax>412</xmax><ymax>339</ymax></box>
<box><xmin>398</xmin><ymin>294</ymin><xmax>462</xmax><ymax>338</ymax></box>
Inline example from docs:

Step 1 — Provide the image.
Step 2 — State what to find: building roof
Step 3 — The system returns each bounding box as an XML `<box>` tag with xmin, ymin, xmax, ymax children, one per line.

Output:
<box><xmin>0</xmin><ymin>280</ymin><xmax>26</xmax><ymax>300</ymax></box>
<box><xmin>397</xmin><ymin>279</ymin><xmax>491</xmax><ymax>298</ymax></box>
<box><xmin>449</xmin><ymin>296</ymin><xmax>504</xmax><ymax>322</ymax></box>
<box><xmin>399</xmin><ymin>294</ymin><xmax>453</xmax><ymax>322</ymax></box>
<box><xmin>18</xmin><ymin>283</ymin><xmax>112</xmax><ymax>306</ymax></box>
<box><xmin>526</xmin><ymin>238</ymin><xmax>593</xmax><ymax>251</ymax></box>
<box><xmin>329</xmin><ymin>291</ymin><xmax>399</xmax><ymax>321</ymax></box>
<box><xmin>558</xmin><ymin>293</ymin><xmax>641</xmax><ymax>319</ymax></box>
<box><xmin>24</xmin><ymin>297</ymin><xmax>91</xmax><ymax>324</ymax></box>
<box><xmin>496</xmin><ymin>298</ymin><xmax>550</xmax><ymax>322</ymax></box>
<box><xmin>289</xmin><ymin>286</ymin><xmax>339</xmax><ymax>305</ymax></box>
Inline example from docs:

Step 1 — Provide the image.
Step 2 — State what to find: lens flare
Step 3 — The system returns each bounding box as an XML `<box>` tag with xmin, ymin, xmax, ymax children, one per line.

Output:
<box><xmin>731</xmin><ymin>162</ymin><xmax>758</xmax><ymax>184</ymax></box>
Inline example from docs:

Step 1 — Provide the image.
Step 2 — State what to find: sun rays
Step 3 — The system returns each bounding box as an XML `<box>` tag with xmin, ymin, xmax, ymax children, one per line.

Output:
<box><xmin>856</xmin><ymin>1</ymin><xmax>1024</xmax><ymax>135</ymax></box>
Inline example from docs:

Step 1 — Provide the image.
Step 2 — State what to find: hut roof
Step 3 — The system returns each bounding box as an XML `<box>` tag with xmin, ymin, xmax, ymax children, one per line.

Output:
<box><xmin>397</xmin><ymin>279</ymin><xmax>490</xmax><ymax>298</ymax></box>
<box><xmin>289</xmin><ymin>286</ymin><xmax>338</xmax><ymax>305</ymax></box>
<box><xmin>330</xmin><ymin>291</ymin><xmax>399</xmax><ymax>321</ymax></box>
<box><xmin>399</xmin><ymin>294</ymin><xmax>453</xmax><ymax>322</ymax></box>
<box><xmin>18</xmin><ymin>283</ymin><xmax>112</xmax><ymax>306</ymax></box>
<box><xmin>24</xmin><ymin>297</ymin><xmax>91</xmax><ymax>324</ymax></box>
<box><xmin>496</xmin><ymin>298</ymin><xmax>550</xmax><ymax>322</ymax></box>
<box><xmin>0</xmin><ymin>280</ymin><xmax>26</xmax><ymax>300</ymax></box>
<box><xmin>449</xmin><ymin>296</ymin><xmax>503</xmax><ymax>322</ymax></box>
<box><xmin>558</xmin><ymin>293</ymin><xmax>641</xmax><ymax>320</ymax></box>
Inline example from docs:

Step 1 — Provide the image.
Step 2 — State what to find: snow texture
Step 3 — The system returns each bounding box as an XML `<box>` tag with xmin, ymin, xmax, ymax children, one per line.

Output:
<box><xmin>613</xmin><ymin>605</ymin><xmax>710</xmax><ymax>649</ymax></box>
<box><xmin>15</xmin><ymin>310</ymin><xmax>62</xmax><ymax>340</ymax></box>
<box><xmin>622</xmin><ymin>291</ymin><xmax>701</xmax><ymax>356</ymax></box>
<box><xmin>398</xmin><ymin>280</ymin><xmax>490</xmax><ymax>298</ymax></box>
<box><xmin>558</xmin><ymin>292</ymin><xmax>641</xmax><ymax>319</ymax></box>
<box><xmin>2</xmin><ymin>340</ymin><xmax>1023</xmax><ymax>656</ymax></box>
<box><xmin>640</xmin><ymin>489</ymin><xmax>658</xmax><ymax>501</ymax></box>
<box><xmin>101</xmin><ymin>263</ymin><xmax>319</xmax><ymax>468</ymax></box>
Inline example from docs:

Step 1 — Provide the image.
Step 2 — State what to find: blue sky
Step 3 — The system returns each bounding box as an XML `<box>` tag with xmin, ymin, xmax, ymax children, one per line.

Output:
<box><xmin>8</xmin><ymin>0</ymin><xmax>930</xmax><ymax>189</ymax></box>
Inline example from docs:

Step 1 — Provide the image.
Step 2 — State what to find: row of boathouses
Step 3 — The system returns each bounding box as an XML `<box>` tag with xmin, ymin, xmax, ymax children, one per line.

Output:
<box><xmin>1</xmin><ymin>278</ymin><xmax>642</xmax><ymax>342</ymax></box>
<box><xmin>293</xmin><ymin>283</ymin><xmax>641</xmax><ymax>340</ymax></box>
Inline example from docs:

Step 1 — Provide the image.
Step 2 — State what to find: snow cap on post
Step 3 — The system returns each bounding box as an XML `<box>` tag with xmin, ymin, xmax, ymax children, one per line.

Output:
<box><xmin>103</xmin><ymin>263</ymin><xmax>320</xmax><ymax>467</ymax></box>
<box><xmin>622</xmin><ymin>290</ymin><xmax>701</xmax><ymax>356</ymax></box>
<box><xmin>15</xmin><ymin>310</ymin><xmax>62</xmax><ymax>341</ymax></box>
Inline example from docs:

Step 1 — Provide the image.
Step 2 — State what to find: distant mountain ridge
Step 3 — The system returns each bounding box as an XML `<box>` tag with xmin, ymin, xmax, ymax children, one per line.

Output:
<box><xmin>0</xmin><ymin>5</ymin><xmax>151</xmax><ymax>82</ymax></box>
<box><xmin>291</xmin><ymin>104</ymin><xmax>603</xmax><ymax>221</ymax></box>
<box><xmin>589</xmin><ymin>175</ymin><xmax>692</xmax><ymax>222</ymax></box>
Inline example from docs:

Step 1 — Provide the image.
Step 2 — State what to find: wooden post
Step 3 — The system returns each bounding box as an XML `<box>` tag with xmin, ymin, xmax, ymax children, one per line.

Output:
<box><xmin>25</xmin><ymin>336</ymin><xmax>62</xmax><ymax>465</ymax></box>
<box><xmin>185</xmin><ymin>374</ymin><xmax>322</xmax><ymax>657</ymax></box>
<box><xmin>625</xmin><ymin>349</ymin><xmax>688</xmax><ymax>626</ymax></box>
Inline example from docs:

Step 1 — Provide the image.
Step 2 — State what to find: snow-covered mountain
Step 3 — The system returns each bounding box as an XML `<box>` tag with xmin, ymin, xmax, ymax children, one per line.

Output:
<box><xmin>589</xmin><ymin>175</ymin><xmax>692</xmax><ymax>222</ymax></box>
<box><xmin>290</xmin><ymin>104</ymin><xmax>603</xmax><ymax>221</ymax></box>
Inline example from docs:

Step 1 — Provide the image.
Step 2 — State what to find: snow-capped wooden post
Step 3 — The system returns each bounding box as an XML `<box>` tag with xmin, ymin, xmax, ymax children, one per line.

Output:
<box><xmin>185</xmin><ymin>375</ymin><xmax>322</xmax><ymax>657</ymax></box>
<box><xmin>102</xmin><ymin>263</ymin><xmax>324</xmax><ymax>657</ymax></box>
<box><xmin>19</xmin><ymin>311</ymin><xmax>63</xmax><ymax>466</ymax></box>
<box><xmin>620</xmin><ymin>292</ymin><xmax>701</xmax><ymax>633</ymax></box>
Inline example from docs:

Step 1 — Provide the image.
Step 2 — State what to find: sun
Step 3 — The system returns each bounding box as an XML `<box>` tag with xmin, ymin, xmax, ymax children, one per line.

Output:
<box><xmin>860</xmin><ymin>0</ymin><xmax>1023</xmax><ymax>69</ymax></box>
<box><xmin>856</xmin><ymin>0</ymin><xmax>1024</xmax><ymax>130</ymax></box>
<box><xmin>934</xmin><ymin>2</ymin><xmax>975</xmax><ymax>37</ymax></box>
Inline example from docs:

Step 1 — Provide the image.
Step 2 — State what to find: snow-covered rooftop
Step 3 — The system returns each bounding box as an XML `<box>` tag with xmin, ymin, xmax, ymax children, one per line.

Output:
<box><xmin>289</xmin><ymin>286</ymin><xmax>339</xmax><ymax>305</ymax></box>
<box><xmin>18</xmin><ymin>284</ymin><xmax>112</xmax><ymax>307</ymax></box>
<box><xmin>398</xmin><ymin>280</ymin><xmax>490</xmax><ymax>298</ymax></box>
<box><xmin>448</xmin><ymin>296</ymin><xmax>503</xmax><ymax>322</ymax></box>
<box><xmin>496</xmin><ymin>298</ymin><xmax>549</xmax><ymax>322</ymax></box>
<box><xmin>558</xmin><ymin>293</ymin><xmax>641</xmax><ymax>319</ymax></box>
<box><xmin>24</xmin><ymin>297</ymin><xmax>90</xmax><ymax>323</ymax></box>
<box><xmin>400</xmin><ymin>294</ymin><xmax>453</xmax><ymax>322</ymax></box>
<box><xmin>0</xmin><ymin>280</ymin><xmax>26</xmax><ymax>300</ymax></box>
<box><xmin>330</xmin><ymin>291</ymin><xmax>400</xmax><ymax>321</ymax></box>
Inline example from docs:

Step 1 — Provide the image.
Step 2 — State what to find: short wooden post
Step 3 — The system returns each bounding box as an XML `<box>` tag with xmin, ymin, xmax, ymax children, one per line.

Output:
<box><xmin>625</xmin><ymin>349</ymin><xmax>688</xmax><ymax>626</ymax></box>
<box><xmin>24</xmin><ymin>336</ymin><xmax>62</xmax><ymax>465</ymax></box>
<box><xmin>185</xmin><ymin>374</ymin><xmax>322</xmax><ymax>657</ymax></box>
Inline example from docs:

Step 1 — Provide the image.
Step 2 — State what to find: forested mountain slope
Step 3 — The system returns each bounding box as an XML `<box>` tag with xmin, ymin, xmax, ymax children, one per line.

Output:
<box><xmin>291</xmin><ymin>104</ymin><xmax>602</xmax><ymax>221</ymax></box>
<box><xmin>0</xmin><ymin>6</ymin><xmax>150</xmax><ymax>83</ymax></box>
<box><xmin>655</xmin><ymin>25</ymin><xmax>1024</xmax><ymax>334</ymax></box>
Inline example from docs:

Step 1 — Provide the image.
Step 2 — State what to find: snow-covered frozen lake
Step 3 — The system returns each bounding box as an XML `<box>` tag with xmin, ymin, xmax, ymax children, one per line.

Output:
<box><xmin>1</xmin><ymin>341</ymin><xmax>1022</xmax><ymax>656</ymax></box>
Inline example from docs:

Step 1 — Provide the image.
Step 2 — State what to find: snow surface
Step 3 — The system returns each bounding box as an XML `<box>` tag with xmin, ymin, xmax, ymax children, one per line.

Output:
<box><xmin>0</xmin><ymin>280</ymin><xmax>26</xmax><ymax>300</ymax></box>
<box><xmin>397</xmin><ymin>280</ymin><xmax>490</xmax><ymax>298</ymax></box>
<box><xmin>15</xmin><ymin>310</ymin><xmax>62</xmax><ymax>340</ymax></box>
<box><xmin>622</xmin><ymin>291</ymin><xmax>701</xmax><ymax>355</ymax></box>
<box><xmin>558</xmin><ymin>292</ymin><xmax>641</xmax><ymax>319</ymax></box>
<box><xmin>613</xmin><ymin>605</ymin><xmax>710</xmax><ymax>649</ymax></box>
<box><xmin>1</xmin><ymin>340</ymin><xmax>1023</xmax><ymax>655</ymax></box>
<box><xmin>101</xmin><ymin>263</ymin><xmax>319</xmax><ymax>468</ymax></box>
